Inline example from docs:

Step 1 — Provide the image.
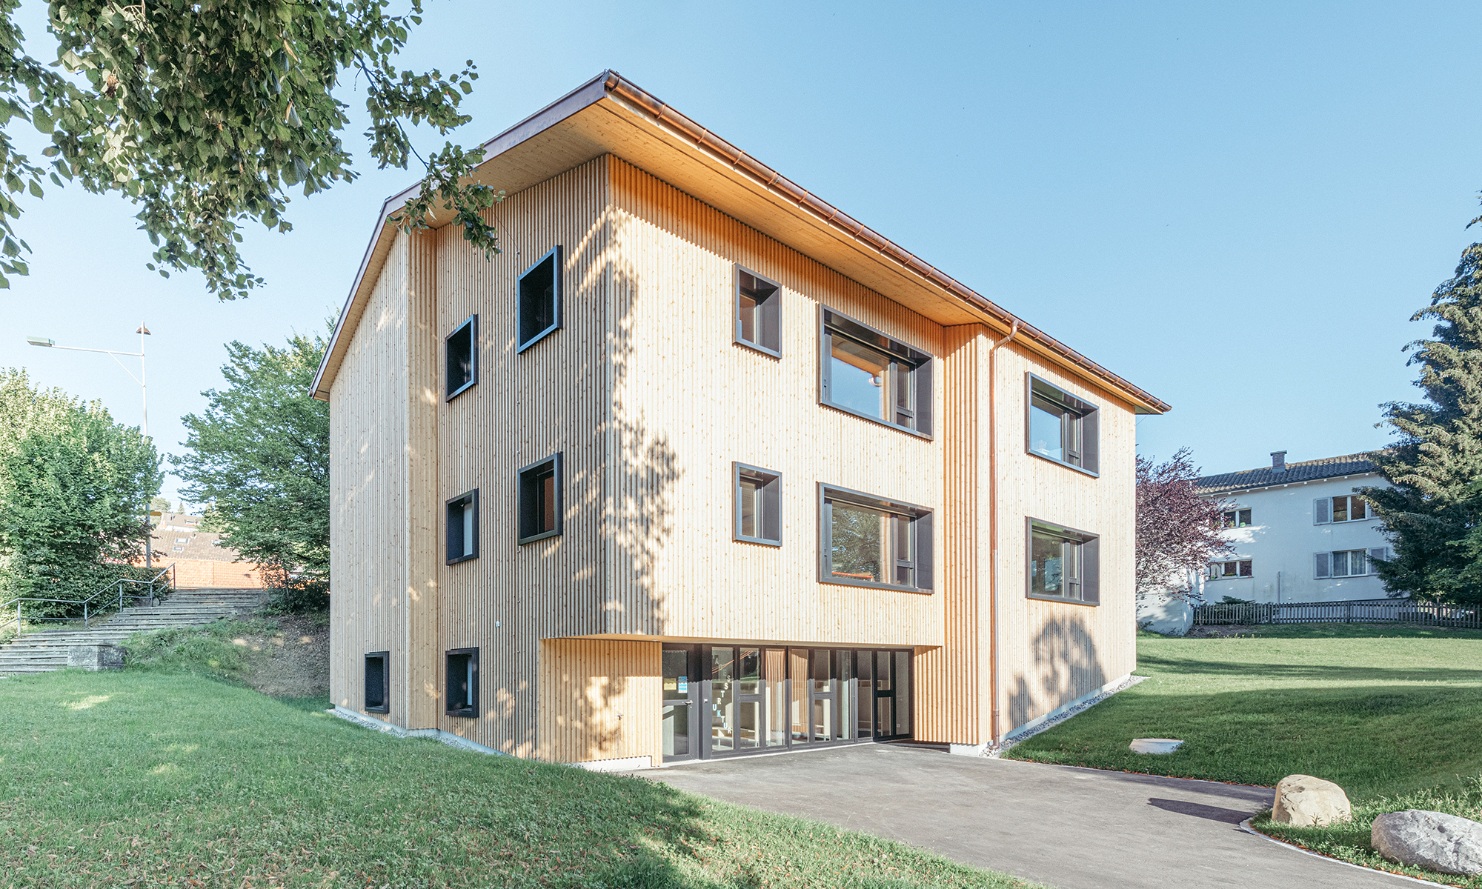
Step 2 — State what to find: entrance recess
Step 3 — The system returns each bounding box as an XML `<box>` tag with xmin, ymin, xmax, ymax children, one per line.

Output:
<box><xmin>661</xmin><ymin>644</ymin><xmax>912</xmax><ymax>763</ymax></box>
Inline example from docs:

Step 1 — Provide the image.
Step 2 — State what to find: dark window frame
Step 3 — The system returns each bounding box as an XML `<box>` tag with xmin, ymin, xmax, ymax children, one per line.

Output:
<box><xmin>445</xmin><ymin>647</ymin><xmax>479</xmax><ymax>718</ymax></box>
<box><xmin>1026</xmin><ymin>518</ymin><xmax>1101</xmax><ymax>606</ymax></box>
<box><xmin>734</xmin><ymin>266</ymin><xmax>782</xmax><ymax>357</ymax></box>
<box><xmin>518</xmin><ymin>453</ymin><xmax>563</xmax><ymax>544</ymax></box>
<box><xmin>733</xmin><ymin>462</ymin><xmax>782</xmax><ymax>546</ymax></box>
<box><xmin>1025</xmin><ymin>374</ymin><xmax>1100</xmax><ymax>477</ymax></box>
<box><xmin>516</xmin><ymin>246</ymin><xmax>563</xmax><ymax>353</ymax></box>
<box><xmin>364</xmin><ymin>651</ymin><xmax>389</xmax><ymax>714</ymax></box>
<box><xmin>818</xmin><ymin>483</ymin><xmax>934</xmax><ymax>593</ymax></box>
<box><xmin>445</xmin><ymin>490</ymin><xmax>479</xmax><ymax>565</ymax></box>
<box><xmin>1221</xmin><ymin>507</ymin><xmax>1253</xmax><ymax>529</ymax></box>
<box><xmin>445</xmin><ymin>314</ymin><xmax>478</xmax><ymax>401</ymax></box>
<box><xmin>1207</xmin><ymin>558</ymin><xmax>1254</xmax><ymax>580</ymax></box>
<box><xmin>818</xmin><ymin>307</ymin><xmax>934</xmax><ymax>439</ymax></box>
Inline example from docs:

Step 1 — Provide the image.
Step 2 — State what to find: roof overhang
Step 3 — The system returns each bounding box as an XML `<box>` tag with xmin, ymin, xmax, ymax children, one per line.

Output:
<box><xmin>311</xmin><ymin>70</ymin><xmax>1170</xmax><ymax>414</ymax></box>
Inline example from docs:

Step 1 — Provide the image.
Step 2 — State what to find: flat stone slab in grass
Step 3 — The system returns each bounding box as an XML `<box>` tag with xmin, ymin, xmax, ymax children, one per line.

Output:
<box><xmin>1271</xmin><ymin>775</ymin><xmax>1352</xmax><ymax>827</ymax></box>
<box><xmin>1129</xmin><ymin>738</ymin><xmax>1183</xmax><ymax>754</ymax></box>
<box><xmin>1372</xmin><ymin>809</ymin><xmax>1482</xmax><ymax>876</ymax></box>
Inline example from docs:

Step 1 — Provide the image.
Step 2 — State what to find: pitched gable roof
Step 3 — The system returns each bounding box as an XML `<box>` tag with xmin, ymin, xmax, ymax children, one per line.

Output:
<box><xmin>1195</xmin><ymin>453</ymin><xmax>1382</xmax><ymax>495</ymax></box>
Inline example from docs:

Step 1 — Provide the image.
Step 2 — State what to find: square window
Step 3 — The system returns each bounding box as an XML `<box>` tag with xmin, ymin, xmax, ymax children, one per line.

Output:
<box><xmin>364</xmin><ymin>651</ymin><xmax>389</xmax><ymax>713</ymax></box>
<box><xmin>517</xmin><ymin>247</ymin><xmax>562</xmax><ymax>352</ymax></box>
<box><xmin>518</xmin><ymin>454</ymin><xmax>562</xmax><ymax>544</ymax></box>
<box><xmin>820</xmin><ymin>484</ymin><xmax>932</xmax><ymax>591</ymax></box>
<box><xmin>445</xmin><ymin>315</ymin><xmax>478</xmax><ymax>400</ymax></box>
<box><xmin>1028</xmin><ymin>520</ymin><xmax>1100</xmax><ymax>604</ymax></box>
<box><xmin>445</xmin><ymin>648</ymin><xmax>478</xmax><ymax>717</ymax></box>
<box><xmin>1027</xmin><ymin>375</ymin><xmax>1099</xmax><ymax>475</ymax></box>
<box><xmin>819</xmin><ymin>309</ymin><xmax>932</xmax><ymax>436</ymax></box>
<box><xmin>735</xmin><ymin>268</ymin><xmax>781</xmax><ymax>355</ymax></box>
<box><xmin>446</xmin><ymin>490</ymin><xmax>478</xmax><ymax>564</ymax></box>
<box><xmin>1221</xmin><ymin>508</ymin><xmax>1252</xmax><ymax>529</ymax></box>
<box><xmin>734</xmin><ymin>463</ymin><xmax>781</xmax><ymax>545</ymax></box>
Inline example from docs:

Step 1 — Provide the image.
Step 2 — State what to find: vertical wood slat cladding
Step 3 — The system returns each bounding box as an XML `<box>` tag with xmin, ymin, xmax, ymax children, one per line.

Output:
<box><xmin>992</xmin><ymin>344</ymin><xmax>1138</xmax><ymax>732</ymax></box>
<box><xmin>433</xmin><ymin>159</ymin><xmax>609</xmax><ymax>756</ymax></box>
<box><xmin>405</xmin><ymin>231</ymin><xmax>443</xmax><ymax>728</ymax></box>
<box><xmin>537</xmin><ymin>639</ymin><xmax>661</xmax><ymax>766</ymax></box>
<box><xmin>329</xmin><ymin>233</ymin><xmax>410</xmax><ymax>717</ymax></box>
<box><xmin>605</xmin><ymin>156</ymin><xmax>943</xmax><ymax>648</ymax></box>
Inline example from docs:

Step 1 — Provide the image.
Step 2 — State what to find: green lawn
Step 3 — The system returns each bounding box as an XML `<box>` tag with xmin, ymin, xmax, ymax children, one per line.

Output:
<box><xmin>1007</xmin><ymin>625</ymin><xmax>1482</xmax><ymax>886</ymax></box>
<box><xmin>0</xmin><ymin>669</ymin><xmax>1035</xmax><ymax>889</ymax></box>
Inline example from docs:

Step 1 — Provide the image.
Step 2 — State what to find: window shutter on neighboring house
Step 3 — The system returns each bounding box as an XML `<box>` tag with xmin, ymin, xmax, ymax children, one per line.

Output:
<box><xmin>1315</xmin><ymin>552</ymin><xmax>1331</xmax><ymax>578</ymax></box>
<box><xmin>1314</xmin><ymin>498</ymin><xmax>1331</xmax><ymax>524</ymax></box>
<box><xmin>1081</xmin><ymin>537</ymin><xmax>1100</xmax><ymax>604</ymax></box>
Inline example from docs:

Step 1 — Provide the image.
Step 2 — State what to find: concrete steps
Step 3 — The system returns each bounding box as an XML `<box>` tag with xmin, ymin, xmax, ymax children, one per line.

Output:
<box><xmin>0</xmin><ymin>588</ymin><xmax>268</xmax><ymax>677</ymax></box>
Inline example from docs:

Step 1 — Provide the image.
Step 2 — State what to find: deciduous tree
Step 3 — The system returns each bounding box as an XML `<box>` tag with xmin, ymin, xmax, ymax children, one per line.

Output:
<box><xmin>0</xmin><ymin>0</ymin><xmax>497</xmax><ymax>299</ymax></box>
<box><xmin>174</xmin><ymin>330</ymin><xmax>329</xmax><ymax>611</ymax></box>
<box><xmin>1135</xmin><ymin>448</ymin><xmax>1231</xmax><ymax>598</ymax></box>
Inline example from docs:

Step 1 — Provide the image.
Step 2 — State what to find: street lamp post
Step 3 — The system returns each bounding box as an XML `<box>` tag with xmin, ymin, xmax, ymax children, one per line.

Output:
<box><xmin>27</xmin><ymin>324</ymin><xmax>154</xmax><ymax>567</ymax></box>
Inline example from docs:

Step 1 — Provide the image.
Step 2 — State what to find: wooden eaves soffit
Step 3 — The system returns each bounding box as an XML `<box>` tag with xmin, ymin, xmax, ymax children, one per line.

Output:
<box><xmin>311</xmin><ymin>69</ymin><xmax>1170</xmax><ymax>416</ymax></box>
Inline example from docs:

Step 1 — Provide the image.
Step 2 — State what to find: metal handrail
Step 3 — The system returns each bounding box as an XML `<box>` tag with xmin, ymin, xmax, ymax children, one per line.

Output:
<box><xmin>3</xmin><ymin>563</ymin><xmax>174</xmax><ymax>639</ymax></box>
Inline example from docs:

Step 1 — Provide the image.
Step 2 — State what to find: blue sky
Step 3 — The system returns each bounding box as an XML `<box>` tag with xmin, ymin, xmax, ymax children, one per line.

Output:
<box><xmin>1</xmin><ymin>1</ymin><xmax>1479</xmax><ymax>504</ymax></box>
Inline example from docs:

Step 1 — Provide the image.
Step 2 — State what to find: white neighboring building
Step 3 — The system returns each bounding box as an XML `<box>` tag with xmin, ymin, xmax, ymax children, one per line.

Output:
<box><xmin>1193</xmin><ymin>451</ymin><xmax>1396</xmax><ymax>604</ymax></box>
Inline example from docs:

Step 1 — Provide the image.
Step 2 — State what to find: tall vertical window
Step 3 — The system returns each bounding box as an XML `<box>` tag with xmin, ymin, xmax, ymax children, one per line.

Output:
<box><xmin>734</xmin><ymin>463</ymin><xmax>781</xmax><ymax>545</ymax></box>
<box><xmin>819</xmin><ymin>309</ymin><xmax>932</xmax><ymax>436</ymax></box>
<box><xmin>517</xmin><ymin>246</ymin><xmax>562</xmax><ymax>352</ymax></box>
<box><xmin>445</xmin><ymin>648</ymin><xmax>479</xmax><ymax>717</ymax></box>
<box><xmin>446</xmin><ymin>490</ymin><xmax>478</xmax><ymax>564</ymax></box>
<box><xmin>1028</xmin><ymin>520</ymin><xmax>1100</xmax><ymax>604</ymax></box>
<box><xmin>735</xmin><ymin>268</ymin><xmax>781</xmax><ymax>355</ymax></box>
<box><xmin>445</xmin><ymin>315</ymin><xmax>477</xmax><ymax>400</ymax></box>
<box><xmin>1314</xmin><ymin>495</ymin><xmax>1371</xmax><ymax>524</ymax></box>
<box><xmin>518</xmin><ymin>454</ymin><xmax>562</xmax><ymax>544</ymax></box>
<box><xmin>819</xmin><ymin>485</ymin><xmax>932</xmax><ymax>591</ymax></box>
<box><xmin>1027</xmin><ymin>375</ymin><xmax>1099</xmax><ymax>474</ymax></box>
<box><xmin>364</xmin><ymin>651</ymin><xmax>389</xmax><ymax>713</ymax></box>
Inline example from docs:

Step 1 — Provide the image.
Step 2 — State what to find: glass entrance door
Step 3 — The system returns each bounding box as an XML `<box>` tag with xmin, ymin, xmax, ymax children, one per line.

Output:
<box><xmin>661</xmin><ymin>646</ymin><xmax>698</xmax><ymax>762</ymax></box>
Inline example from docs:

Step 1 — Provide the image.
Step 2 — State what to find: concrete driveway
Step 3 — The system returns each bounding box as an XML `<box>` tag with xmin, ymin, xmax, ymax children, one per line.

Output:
<box><xmin>630</xmin><ymin>744</ymin><xmax>1421</xmax><ymax>889</ymax></box>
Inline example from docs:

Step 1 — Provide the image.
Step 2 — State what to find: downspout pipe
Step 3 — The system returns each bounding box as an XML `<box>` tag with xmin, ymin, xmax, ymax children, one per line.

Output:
<box><xmin>987</xmin><ymin>320</ymin><xmax>1019</xmax><ymax>748</ymax></box>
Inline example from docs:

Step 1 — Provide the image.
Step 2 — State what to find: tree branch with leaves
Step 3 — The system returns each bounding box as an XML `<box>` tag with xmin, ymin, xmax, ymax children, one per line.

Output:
<box><xmin>1135</xmin><ymin>448</ymin><xmax>1232</xmax><ymax>599</ymax></box>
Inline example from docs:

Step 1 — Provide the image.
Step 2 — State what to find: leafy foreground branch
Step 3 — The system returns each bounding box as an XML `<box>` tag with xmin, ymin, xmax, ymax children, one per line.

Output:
<box><xmin>0</xmin><ymin>671</ymin><xmax>1036</xmax><ymax>889</ymax></box>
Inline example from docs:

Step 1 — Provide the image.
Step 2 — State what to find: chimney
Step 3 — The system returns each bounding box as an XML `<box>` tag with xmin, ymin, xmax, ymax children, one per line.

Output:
<box><xmin>1271</xmin><ymin>450</ymin><xmax>1287</xmax><ymax>472</ymax></box>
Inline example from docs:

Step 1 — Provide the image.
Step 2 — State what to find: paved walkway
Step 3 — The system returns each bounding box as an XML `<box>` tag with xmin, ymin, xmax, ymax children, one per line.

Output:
<box><xmin>631</xmin><ymin>744</ymin><xmax>1421</xmax><ymax>889</ymax></box>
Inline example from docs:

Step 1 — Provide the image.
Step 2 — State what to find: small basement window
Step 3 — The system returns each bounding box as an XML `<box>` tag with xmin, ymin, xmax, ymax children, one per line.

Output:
<box><xmin>446</xmin><ymin>315</ymin><xmax>478</xmax><ymax>400</ymax></box>
<box><xmin>445</xmin><ymin>648</ymin><xmax>479</xmax><ymax>718</ymax></box>
<box><xmin>1027</xmin><ymin>375</ymin><xmax>1100</xmax><ymax>475</ymax></box>
<box><xmin>735</xmin><ymin>268</ymin><xmax>781</xmax><ymax>355</ymax></box>
<box><xmin>734</xmin><ymin>463</ymin><xmax>781</xmax><ymax>545</ymax></box>
<box><xmin>364</xmin><ymin>651</ymin><xmax>389</xmax><ymax>713</ymax></box>
<box><xmin>820</xmin><ymin>484</ymin><xmax>933</xmax><ymax>591</ymax></box>
<box><xmin>446</xmin><ymin>490</ymin><xmax>479</xmax><ymax>564</ymax></box>
<box><xmin>518</xmin><ymin>454</ymin><xmax>562</xmax><ymax>544</ymax></box>
<box><xmin>819</xmin><ymin>309</ymin><xmax>933</xmax><ymax>436</ymax></box>
<box><xmin>1028</xmin><ymin>520</ymin><xmax>1100</xmax><ymax>604</ymax></box>
<box><xmin>517</xmin><ymin>247</ymin><xmax>562</xmax><ymax>352</ymax></box>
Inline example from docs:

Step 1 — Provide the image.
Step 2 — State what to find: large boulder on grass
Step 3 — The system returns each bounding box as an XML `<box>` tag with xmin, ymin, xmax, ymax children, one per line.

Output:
<box><xmin>1271</xmin><ymin>775</ymin><xmax>1352</xmax><ymax>827</ymax></box>
<box><xmin>1372</xmin><ymin>810</ymin><xmax>1482</xmax><ymax>876</ymax></box>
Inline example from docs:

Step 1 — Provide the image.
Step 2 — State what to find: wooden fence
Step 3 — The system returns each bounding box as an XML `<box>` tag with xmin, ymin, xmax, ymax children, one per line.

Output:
<box><xmin>1193</xmin><ymin>598</ymin><xmax>1482</xmax><ymax>629</ymax></box>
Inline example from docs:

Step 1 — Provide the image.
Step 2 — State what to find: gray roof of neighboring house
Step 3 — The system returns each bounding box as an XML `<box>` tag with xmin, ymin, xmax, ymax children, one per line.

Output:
<box><xmin>149</xmin><ymin>513</ymin><xmax>245</xmax><ymax>563</ymax></box>
<box><xmin>1195</xmin><ymin>453</ymin><xmax>1382</xmax><ymax>495</ymax></box>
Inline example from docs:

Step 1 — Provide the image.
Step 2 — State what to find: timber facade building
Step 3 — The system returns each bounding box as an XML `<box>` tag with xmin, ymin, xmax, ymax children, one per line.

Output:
<box><xmin>313</xmin><ymin>72</ymin><xmax>1169</xmax><ymax>769</ymax></box>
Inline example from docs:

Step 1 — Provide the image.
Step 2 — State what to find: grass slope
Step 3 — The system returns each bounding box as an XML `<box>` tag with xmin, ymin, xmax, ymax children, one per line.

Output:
<box><xmin>1007</xmin><ymin>625</ymin><xmax>1482</xmax><ymax>886</ymax></box>
<box><xmin>0</xmin><ymin>670</ymin><xmax>1035</xmax><ymax>889</ymax></box>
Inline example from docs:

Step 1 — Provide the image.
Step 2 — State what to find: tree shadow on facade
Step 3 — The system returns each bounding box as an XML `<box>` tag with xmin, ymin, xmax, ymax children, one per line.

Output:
<box><xmin>1007</xmin><ymin>612</ymin><xmax>1106</xmax><ymax>731</ymax></box>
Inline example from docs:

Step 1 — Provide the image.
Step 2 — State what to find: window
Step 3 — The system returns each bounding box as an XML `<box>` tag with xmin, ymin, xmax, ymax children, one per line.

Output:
<box><xmin>172</xmin><ymin>547</ymin><xmax>184</xmax><ymax>553</ymax></box>
<box><xmin>445</xmin><ymin>314</ymin><xmax>477</xmax><ymax>400</ymax></box>
<box><xmin>446</xmin><ymin>490</ymin><xmax>479</xmax><ymax>564</ymax></box>
<box><xmin>518</xmin><ymin>454</ymin><xmax>562</xmax><ymax>544</ymax></box>
<box><xmin>819</xmin><ymin>309</ymin><xmax>932</xmax><ymax>436</ymax></box>
<box><xmin>1316</xmin><ymin>548</ymin><xmax>1387</xmax><ymax>579</ymax></box>
<box><xmin>364</xmin><ymin>652</ymin><xmax>389</xmax><ymax>713</ymax></box>
<box><xmin>1221</xmin><ymin>508</ymin><xmax>1253</xmax><ymax>528</ymax></box>
<box><xmin>819</xmin><ymin>484</ymin><xmax>933</xmax><ymax>591</ymax></box>
<box><xmin>445</xmin><ymin>648</ymin><xmax>478</xmax><ymax>717</ymax></box>
<box><xmin>734</xmin><ymin>463</ymin><xmax>781</xmax><ymax>545</ymax></box>
<box><xmin>1028</xmin><ymin>520</ymin><xmax>1100</xmax><ymax>604</ymax></box>
<box><xmin>1207</xmin><ymin>559</ymin><xmax>1253</xmax><ymax>580</ymax></box>
<box><xmin>1027</xmin><ymin>375</ymin><xmax>1100</xmax><ymax>474</ymax></box>
<box><xmin>174</xmin><ymin>537</ymin><xmax>189</xmax><ymax>544</ymax></box>
<box><xmin>517</xmin><ymin>247</ymin><xmax>562</xmax><ymax>352</ymax></box>
<box><xmin>1314</xmin><ymin>494</ymin><xmax>1371</xmax><ymax>524</ymax></box>
<box><xmin>735</xmin><ymin>268</ymin><xmax>781</xmax><ymax>355</ymax></box>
